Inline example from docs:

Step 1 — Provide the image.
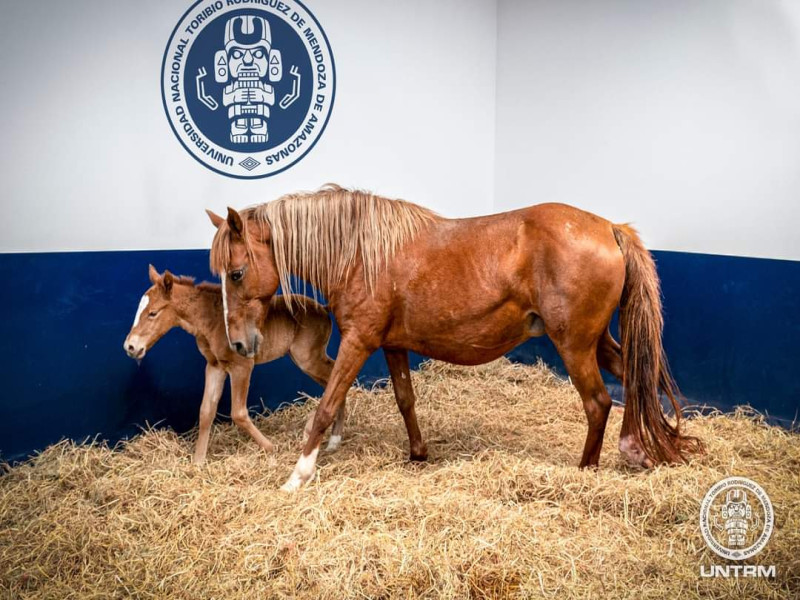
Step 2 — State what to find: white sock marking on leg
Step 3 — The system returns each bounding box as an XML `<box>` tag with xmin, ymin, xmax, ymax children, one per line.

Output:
<box><xmin>326</xmin><ymin>434</ymin><xmax>342</xmax><ymax>452</ymax></box>
<box><xmin>280</xmin><ymin>446</ymin><xmax>319</xmax><ymax>492</ymax></box>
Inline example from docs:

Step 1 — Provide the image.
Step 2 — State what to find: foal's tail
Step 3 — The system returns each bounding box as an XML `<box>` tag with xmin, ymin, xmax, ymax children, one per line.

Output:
<box><xmin>612</xmin><ymin>224</ymin><xmax>703</xmax><ymax>464</ymax></box>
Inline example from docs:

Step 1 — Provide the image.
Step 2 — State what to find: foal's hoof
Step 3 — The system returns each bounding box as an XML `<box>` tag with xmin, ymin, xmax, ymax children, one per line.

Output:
<box><xmin>325</xmin><ymin>434</ymin><xmax>342</xmax><ymax>453</ymax></box>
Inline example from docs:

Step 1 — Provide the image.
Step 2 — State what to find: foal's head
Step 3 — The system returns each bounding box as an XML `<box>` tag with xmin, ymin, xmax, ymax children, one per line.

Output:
<box><xmin>207</xmin><ymin>208</ymin><xmax>280</xmax><ymax>357</ymax></box>
<box><xmin>123</xmin><ymin>265</ymin><xmax>178</xmax><ymax>361</ymax></box>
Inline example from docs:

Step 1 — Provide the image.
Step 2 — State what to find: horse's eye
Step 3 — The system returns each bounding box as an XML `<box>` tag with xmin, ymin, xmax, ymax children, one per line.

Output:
<box><xmin>231</xmin><ymin>270</ymin><xmax>243</xmax><ymax>282</ymax></box>
<box><xmin>148</xmin><ymin>311</ymin><xmax>159</xmax><ymax>318</ymax></box>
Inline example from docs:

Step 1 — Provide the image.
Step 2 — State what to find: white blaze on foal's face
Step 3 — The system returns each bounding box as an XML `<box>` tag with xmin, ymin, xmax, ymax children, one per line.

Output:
<box><xmin>132</xmin><ymin>294</ymin><xmax>150</xmax><ymax>328</ymax></box>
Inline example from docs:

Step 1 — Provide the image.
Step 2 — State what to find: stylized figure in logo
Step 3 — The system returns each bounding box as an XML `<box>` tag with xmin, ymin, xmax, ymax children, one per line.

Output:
<box><xmin>214</xmin><ymin>15</ymin><xmax>282</xmax><ymax>144</ymax></box>
<box><xmin>714</xmin><ymin>489</ymin><xmax>759</xmax><ymax>548</ymax></box>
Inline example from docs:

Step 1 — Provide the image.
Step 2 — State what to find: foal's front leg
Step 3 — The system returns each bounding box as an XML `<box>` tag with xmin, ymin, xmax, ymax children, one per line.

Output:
<box><xmin>229</xmin><ymin>362</ymin><xmax>275</xmax><ymax>454</ymax></box>
<box><xmin>193</xmin><ymin>363</ymin><xmax>227</xmax><ymax>464</ymax></box>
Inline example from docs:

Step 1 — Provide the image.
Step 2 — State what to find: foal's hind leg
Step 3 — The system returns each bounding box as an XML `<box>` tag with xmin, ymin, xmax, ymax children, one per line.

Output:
<box><xmin>554</xmin><ymin>341</ymin><xmax>613</xmax><ymax>468</ymax></box>
<box><xmin>385</xmin><ymin>348</ymin><xmax>428</xmax><ymax>461</ymax></box>
<box><xmin>290</xmin><ymin>345</ymin><xmax>346</xmax><ymax>452</ymax></box>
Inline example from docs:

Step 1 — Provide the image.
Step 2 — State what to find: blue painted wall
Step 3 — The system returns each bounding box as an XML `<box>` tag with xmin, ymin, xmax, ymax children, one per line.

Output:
<box><xmin>1</xmin><ymin>249</ymin><xmax>798</xmax><ymax>462</ymax></box>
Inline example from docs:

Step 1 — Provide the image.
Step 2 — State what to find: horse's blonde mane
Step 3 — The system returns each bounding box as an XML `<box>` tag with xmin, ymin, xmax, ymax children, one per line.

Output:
<box><xmin>210</xmin><ymin>184</ymin><xmax>439</xmax><ymax>306</ymax></box>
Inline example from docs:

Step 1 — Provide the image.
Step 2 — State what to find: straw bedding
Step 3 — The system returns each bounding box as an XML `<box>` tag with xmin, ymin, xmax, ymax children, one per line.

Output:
<box><xmin>1</xmin><ymin>359</ymin><xmax>798</xmax><ymax>599</ymax></box>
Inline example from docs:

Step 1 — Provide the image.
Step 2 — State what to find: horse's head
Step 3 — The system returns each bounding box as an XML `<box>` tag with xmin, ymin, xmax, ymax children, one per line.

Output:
<box><xmin>208</xmin><ymin>207</ymin><xmax>280</xmax><ymax>357</ymax></box>
<box><xmin>123</xmin><ymin>265</ymin><xmax>178</xmax><ymax>361</ymax></box>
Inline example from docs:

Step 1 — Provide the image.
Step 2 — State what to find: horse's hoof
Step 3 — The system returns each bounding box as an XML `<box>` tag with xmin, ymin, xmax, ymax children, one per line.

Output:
<box><xmin>280</xmin><ymin>479</ymin><xmax>300</xmax><ymax>493</ymax></box>
<box><xmin>409</xmin><ymin>451</ymin><xmax>428</xmax><ymax>462</ymax></box>
<box><xmin>619</xmin><ymin>434</ymin><xmax>653</xmax><ymax>469</ymax></box>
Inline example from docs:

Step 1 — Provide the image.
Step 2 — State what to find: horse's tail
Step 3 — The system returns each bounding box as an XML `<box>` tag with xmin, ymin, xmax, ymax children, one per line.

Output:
<box><xmin>612</xmin><ymin>224</ymin><xmax>703</xmax><ymax>464</ymax></box>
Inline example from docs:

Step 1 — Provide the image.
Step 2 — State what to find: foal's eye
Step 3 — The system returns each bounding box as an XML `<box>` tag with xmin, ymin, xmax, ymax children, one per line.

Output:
<box><xmin>230</xmin><ymin>270</ymin><xmax>244</xmax><ymax>282</ymax></box>
<box><xmin>148</xmin><ymin>311</ymin><xmax>159</xmax><ymax>318</ymax></box>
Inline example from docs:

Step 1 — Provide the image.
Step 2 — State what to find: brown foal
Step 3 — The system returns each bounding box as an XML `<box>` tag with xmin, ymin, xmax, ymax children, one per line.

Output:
<box><xmin>208</xmin><ymin>186</ymin><xmax>702</xmax><ymax>490</ymax></box>
<box><xmin>123</xmin><ymin>265</ymin><xmax>344</xmax><ymax>464</ymax></box>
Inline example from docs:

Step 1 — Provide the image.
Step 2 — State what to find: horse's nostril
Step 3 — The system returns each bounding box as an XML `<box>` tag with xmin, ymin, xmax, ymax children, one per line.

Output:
<box><xmin>232</xmin><ymin>342</ymin><xmax>250</xmax><ymax>357</ymax></box>
<box><xmin>127</xmin><ymin>345</ymin><xmax>135</xmax><ymax>352</ymax></box>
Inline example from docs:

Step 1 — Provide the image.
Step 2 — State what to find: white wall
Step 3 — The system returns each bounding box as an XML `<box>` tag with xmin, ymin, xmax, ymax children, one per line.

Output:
<box><xmin>3</xmin><ymin>0</ymin><xmax>800</xmax><ymax>261</ymax></box>
<box><xmin>495</xmin><ymin>0</ymin><xmax>800</xmax><ymax>260</ymax></box>
<box><xmin>0</xmin><ymin>0</ymin><xmax>497</xmax><ymax>253</ymax></box>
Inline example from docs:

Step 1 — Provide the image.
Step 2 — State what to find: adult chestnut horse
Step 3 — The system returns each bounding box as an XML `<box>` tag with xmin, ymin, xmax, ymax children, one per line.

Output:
<box><xmin>208</xmin><ymin>185</ymin><xmax>701</xmax><ymax>491</ymax></box>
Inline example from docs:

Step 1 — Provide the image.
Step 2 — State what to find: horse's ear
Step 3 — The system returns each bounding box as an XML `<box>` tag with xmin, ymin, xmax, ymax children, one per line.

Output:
<box><xmin>206</xmin><ymin>209</ymin><xmax>224</xmax><ymax>229</ymax></box>
<box><xmin>163</xmin><ymin>270</ymin><xmax>174</xmax><ymax>296</ymax></box>
<box><xmin>226</xmin><ymin>207</ymin><xmax>245</xmax><ymax>238</ymax></box>
<box><xmin>148</xmin><ymin>264</ymin><xmax>161</xmax><ymax>285</ymax></box>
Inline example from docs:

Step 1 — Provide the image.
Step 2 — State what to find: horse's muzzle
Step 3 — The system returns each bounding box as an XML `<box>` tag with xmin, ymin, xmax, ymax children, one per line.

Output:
<box><xmin>231</xmin><ymin>331</ymin><xmax>261</xmax><ymax>358</ymax></box>
<box><xmin>231</xmin><ymin>340</ymin><xmax>250</xmax><ymax>357</ymax></box>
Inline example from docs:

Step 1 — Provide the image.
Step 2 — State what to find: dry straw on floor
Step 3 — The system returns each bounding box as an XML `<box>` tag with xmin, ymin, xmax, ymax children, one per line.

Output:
<box><xmin>1</xmin><ymin>359</ymin><xmax>799</xmax><ymax>599</ymax></box>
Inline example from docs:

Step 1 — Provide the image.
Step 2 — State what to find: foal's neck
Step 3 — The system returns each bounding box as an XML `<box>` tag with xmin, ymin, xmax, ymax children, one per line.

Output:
<box><xmin>172</xmin><ymin>285</ymin><xmax>222</xmax><ymax>340</ymax></box>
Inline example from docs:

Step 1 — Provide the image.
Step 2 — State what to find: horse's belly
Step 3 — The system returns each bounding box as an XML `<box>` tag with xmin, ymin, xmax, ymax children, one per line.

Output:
<box><xmin>408</xmin><ymin>337</ymin><xmax>527</xmax><ymax>366</ymax></box>
<box><xmin>385</xmin><ymin>305</ymin><xmax>536</xmax><ymax>366</ymax></box>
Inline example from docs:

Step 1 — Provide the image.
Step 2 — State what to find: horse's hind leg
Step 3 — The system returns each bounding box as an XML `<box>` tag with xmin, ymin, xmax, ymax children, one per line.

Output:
<box><xmin>596</xmin><ymin>329</ymin><xmax>653</xmax><ymax>467</ymax></box>
<box><xmin>385</xmin><ymin>348</ymin><xmax>428</xmax><ymax>461</ymax></box>
<box><xmin>597</xmin><ymin>328</ymin><xmax>623</xmax><ymax>381</ymax></box>
<box><xmin>554</xmin><ymin>341</ymin><xmax>613</xmax><ymax>468</ymax></box>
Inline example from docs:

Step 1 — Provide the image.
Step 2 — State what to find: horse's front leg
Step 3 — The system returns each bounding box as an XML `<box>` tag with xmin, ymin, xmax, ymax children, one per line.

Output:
<box><xmin>303</xmin><ymin>404</ymin><xmax>346</xmax><ymax>452</ymax></box>
<box><xmin>282</xmin><ymin>337</ymin><xmax>372</xmax><ymax>491</ymax></box>
<box><xmin>229</xmin><ymin>362</ymin><xmax>275</xmax><ymax>454</ymax></box>
<box><xmin>193</xmin><ymin>363</ymin><xmax>227</xmax><ymax>464</ymax></box>
<box><xmin>384</xmin><ymin>348</ymin><xmax>428</xmax><ymax>461</ymax></box>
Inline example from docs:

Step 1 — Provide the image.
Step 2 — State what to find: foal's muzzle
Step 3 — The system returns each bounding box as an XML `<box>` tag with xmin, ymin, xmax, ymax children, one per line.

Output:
<box><xmin>123</xmin><ymin>336</ymin><xmax>146</xmax><ymax>360</ymax></box>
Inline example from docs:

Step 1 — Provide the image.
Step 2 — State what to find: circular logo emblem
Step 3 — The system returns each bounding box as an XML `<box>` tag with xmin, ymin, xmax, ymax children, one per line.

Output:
<box><xmin>699</xmin><ymin>477</ymin><xmax>774</xmax><ymax>561</ymax></box>
<box><xmin>161</xmin><ymin>0</ymin><xmax>335</xmax><ymax>179</ymax></box>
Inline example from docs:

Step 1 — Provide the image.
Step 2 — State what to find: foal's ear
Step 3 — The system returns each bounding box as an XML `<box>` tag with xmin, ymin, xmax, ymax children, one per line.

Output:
<box><xmin>226</xmin><ymin>207</ymin><xmax>245</xmax><ymax>238</ymax></box>
<box><xmin>148</xmin><ymin>264</ymin><xmax>161</xmax><ymax>285</ymax></box>
<box><xmin>206</xmin><ymin>209</ymin><xmax>224</xmax><ymax>229</ymax></box>
<box><xmin>163</xmin><ymin>270</ymin><xmax>174</xmax><ymax>296</ymax></box>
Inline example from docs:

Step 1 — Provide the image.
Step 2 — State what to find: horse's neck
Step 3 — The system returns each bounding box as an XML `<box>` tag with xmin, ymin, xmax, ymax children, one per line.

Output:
<box><xmin>173</xmin><ymin>288</ymin><xmax>220</xmax><ymax>340</ymax></box>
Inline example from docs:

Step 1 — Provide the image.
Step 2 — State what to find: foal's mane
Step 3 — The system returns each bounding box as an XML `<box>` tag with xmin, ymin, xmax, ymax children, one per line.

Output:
<box><xmin>210</xmin><ymin>184</ymin><xmax>439</xmax><ymax>304</ymax></box>
<box><xmin>165</xmin><ymin>275</ymin><xmax>220</xmax><ymax>294</ymax></box>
